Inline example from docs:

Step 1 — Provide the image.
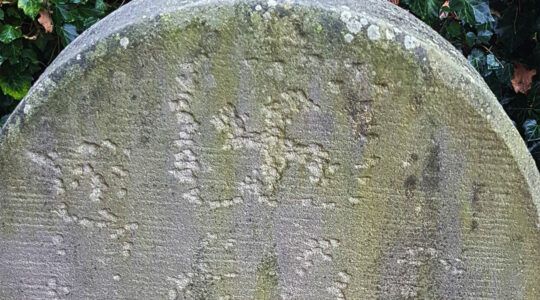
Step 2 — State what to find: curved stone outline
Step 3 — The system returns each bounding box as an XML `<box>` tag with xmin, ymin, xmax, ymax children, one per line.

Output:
<box><xmin>2</xmin><ymin>0</ymin><xmax>538</xmax><ymax>224</ymax></box>
<box><xmin>0</xmin><ymin>0</ymin><xmax>539</xmax><ymax>298</ymax></box>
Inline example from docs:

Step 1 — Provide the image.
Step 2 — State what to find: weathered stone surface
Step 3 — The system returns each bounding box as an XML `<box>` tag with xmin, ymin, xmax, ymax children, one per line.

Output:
<box><xmin>1</xmin><ymin>0</ymin><xmax>539</xmax><ymax>298</ymax></box>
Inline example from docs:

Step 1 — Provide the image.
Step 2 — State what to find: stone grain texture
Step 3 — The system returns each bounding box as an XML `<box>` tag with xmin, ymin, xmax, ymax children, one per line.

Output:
<box><xmin>1</xmin><ymin>0</ymin><xmax>540</xmax><ymax>299</ymax></box>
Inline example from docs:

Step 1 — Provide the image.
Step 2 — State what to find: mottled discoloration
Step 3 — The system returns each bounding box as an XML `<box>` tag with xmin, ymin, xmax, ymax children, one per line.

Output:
<box><xmin>0</xmin><ymin>0</ymin><xmax>539</xmax><ymax>299</ymax></box>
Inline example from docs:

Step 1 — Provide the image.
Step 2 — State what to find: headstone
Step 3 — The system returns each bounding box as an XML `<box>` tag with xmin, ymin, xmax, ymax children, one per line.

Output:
<box><xmin>1</xmin><ymin>0</ymin><xmax>539</xmax><ymax>298</ymax></box>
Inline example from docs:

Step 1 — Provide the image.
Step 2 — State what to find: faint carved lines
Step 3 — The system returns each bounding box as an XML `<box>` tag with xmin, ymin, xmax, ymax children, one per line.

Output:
<box><xmin>52</xmin><ymin>202</ymin><xmax>139</xmax><ymax>257</ymax></box>
<box><xmin>211</xmin><ymin>103</ymin><xmax>259</xmax><ymax>150</ymax></box>
<box><xmin>237</xmin><ymin>170</ymin><xmax>270</xmax><ymax>205</ymax></box>
<box><xmin>295</xmin><ymin>237</ymin><xmax>340</xmax><ymax>276</ymax></box>
<box><xmin>395</xmin><ymin>247</ymin><xmax>464</xmax><ymax>275</ymax></box>
<box><xmin>51</xmin><ymin>234</ymin><xmax>66</xmax><ymax>256</ymax></box>
<box><xmin>72</xmin><ymin>163</ymin><xmax>109</xmax><ymax>202</ymax></box>
<box><xmin>327</xmin><ymin>271</ymin><xmax>351</xmax><ymax>300</ymax></box>
<box><xmin>46</xmin><ymin>278</ymin><xmax>70</xmax><ymax>299</ymax></box>
<box><xmin>169</xmin><ymin>63</ymin><xmax>202</xmax><ymax>205</ymax></box>
<box><xmin>90</xmin><ymin>173</ymin><xmax>107</xmax><ymax>202</ymax></box>
<box><xmin>73</xmin><ymin>137</ymin><xmax>130</xmax><ymax>203</ymax></box>
<box><xmin>211</xmin><ymin>89</ymin><xmax>333</xmax><ymax>205</ymax></box>
<box><xmin>301</xmin><ymin>197</ymin><xmax>336</xmax><ymax>209</ymax></box>
<box><xmin>166</xmin><ymin>268</ymin><xmax>235</xmax><ymax>299</ymax></box>
<box><xmin>260</xmin><ymin>90</ymin><xmax>321</xmax><ymax>194</ymax></box>
<box><xmin>26</xmin><ymin>151</ymin><xmax>66</xmax><ymax>196</ymax></box>
<box><xmin>167</xmin><ymin>273</ymin><xmax>192</xmax><ymax>300</ymax></box>
<box><xmin>351</xmin><ymin>155</ymin><xmax>381</xmax><ymax>203</ymax></box>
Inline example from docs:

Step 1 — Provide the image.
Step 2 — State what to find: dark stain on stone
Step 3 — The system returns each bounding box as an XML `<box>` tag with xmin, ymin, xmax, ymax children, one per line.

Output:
<box><xmin>199</xmin><ymin>29</ymin><xmax>221</xmax><ymax>54</ymax></box>
<box><xmin>415</xmin><ymin>46</ymin><xmax>432</xmax><ymax>75</ymax></box>
<box><xmin>344</xmin><ymin>88</ymin><xmax>374</xmax><ymax>140</ymax></box>
<box><xmin>470</xmin><ymin>182</ymin><xmax>485</xmax><ymax>232</ymax></box>
<box><xmin>413</xmin><ymin>94</ymin><xmax>424</xmax><ymax>111</ymax></box>
<box><xmin>422</xmin><ymin>142</ymin><xmax>442</xmax><ymax>191</ymax></box>
<box><xmin>471</xmin><ymin>183</ymin><xmax>483</xmax><ymax>208</ymax></box>
<box><xmin>275</xmin><ymin>5</ymin><xmax>294</xmax><ymax>18</ymax></box>
<box><xmin>471</xmin><ymin>220</ymin><xmax>478</xmax><ymax>231</ymax></box>
<box><xmin>404</xmin><ymin>175</ymin><xmax>417</xmax><ymax>199</ymax></box>
<box><xmin>321</xmin><ymin>14</ymin><xmax>344</xmax><ymax>35</ymax></box>
<box><xmin>411</xmin><ymin>153</ymin><xmax>418</xmax><ymax>162</ymax></box>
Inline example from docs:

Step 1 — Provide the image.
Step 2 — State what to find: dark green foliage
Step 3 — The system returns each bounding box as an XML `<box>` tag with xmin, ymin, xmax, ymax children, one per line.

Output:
<box><xmin>0</xmin><ymin>0</ymin><xmax>127</xmax><ymax>127</ymax></box>
<box><xmin>400</xmin><ymin>0</ymin><xmax>540</xmax><ymax>169</ymax></box>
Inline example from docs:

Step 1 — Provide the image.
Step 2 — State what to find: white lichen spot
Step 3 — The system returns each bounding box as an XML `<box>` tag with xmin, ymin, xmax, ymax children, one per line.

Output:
<box><xmin>113</xmin><ymin>274</ymin><xmax>121</xmax><ymax>281</ymax></box>
<box><xmin>344</xmin><ymin>33</ymin><xmax>354</xmax><ymax>43</ymax></box>
<box><xmin>340</xmin><ymin>10</ymin><xmax>362</xmax><ymax>34</ymax></box>
<box><xmin>340</xmin><ymin>10</ymin><xmax>352</xmax><ymax>22</ymax></box>
<box><xmin>360</xmin><ymin>18</ymin><xmax>368</xmax><ymax>26</ymax></box>
<box><xmin>52</xmin><ymin>234</ymin><xmax>63</xmax><ymax>245</ymax></box>
<box><xmin>122</xmin><ymin>242</ymin><xmax>132</xmax><ymax>257</ymax></box>
<box><xmin>385</xmin><ymin>29</ymin><xmax>395</xmax><ymax>40</ymax></box>
<box><xmin>263</xmin><ymin>11</ymin><xmax>271</xmax><ymax>19</ymax></box>
<box><xmin>117</xmin><ymin>188</ymin><xmax>127</xmax><ymax>198</ymax></box>
<box><xmin>267</xmin><ymin>0</ymin><xmax>277</xmax><ymax>7</ymax></box>
<box><xmin>120</xmin><ymin>37</ymin><xmax>129</xmax><ymax>49</ymax></box>
<box><xmin>348</xmin><ymin>197</ymin><xmax>361</xmax><ymax>205</ymax></box>
<box><xmin>347</xmin><ymin>19</ymin><xmax>362</xmax><ymax>34</ymax></box>
<box><xmin>168</xmin><ymin>289</ymin><xmax>177</xmax><ymax>300</ymax></box>
<box><xmin>23</xmin><ymin>104</ymin><xmax>32</xmax><ymax>114</ymax></box>
<box><xmin>367</xmin><ymin>25</ymin><xmax>381</xmax><ymax>40</ymax></box>
<box><xmin>76</xmin><ymin>54</ymin><xmax>81</xmax><ymax>60</ymax></box>
<box><xmin>404</xmin><ymin>35</ymin><xmax>417</xmax><ymax>50</ymax></box>
<box><xmin>255</xmin><ymin>4</ymin><xmax>262</xmax><ymax>11</ymax></box>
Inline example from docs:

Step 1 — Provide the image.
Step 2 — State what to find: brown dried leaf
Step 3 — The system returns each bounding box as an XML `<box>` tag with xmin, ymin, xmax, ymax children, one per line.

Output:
<box><xmin>439</xmin><ymin>1</ymin><xmax>459</xmax><ymax>20</ymax></box>
<box><xmin>38</xmin><ymin>9</ymin><xmax>53</xmax><ymax>33</ymax></box>
<box><xmin>511</xmin><ymin>62</ymin><xmax>537</xmax><ymax>94</ymax></box>
<box><xmin>387</xmin><ymin>0</ymin><xmax>399</xmax><ymax>5</ymax></box>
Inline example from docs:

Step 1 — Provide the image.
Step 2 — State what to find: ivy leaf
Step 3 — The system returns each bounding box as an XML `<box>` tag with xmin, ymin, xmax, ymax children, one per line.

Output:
<box><xmin>95</xmin><ymin>0</ymin><xmax>108</xmax><ymax>13</ymax></box>
<box><xmin>0</xmin><ymin>76</ymin><xmax>31</xmax><ymax>100</ymax></box>
<box><xmin>495</xmin><ymin>61</ymin><xmax>512</xmax><ymax>84</ymax></box>
<box><xmin>468</xmin><ymin>48</ymin><xmax>495</xmax><ymax>77</ymax></box>
<box><xmin>524</xmin><ymin>119</ymin><xmax>540</xmax><ymax>142</ymax></box>
<box><xmin>528</xmin><ymin>82</ymin><xmax>540</xmax><ymax>108</ymax></box>
<box><xmin>486</xmin><ymin>54</ymin><xmax>500</xmax><ymax>70</ymax></box>
<box><xmin>476</xmin><ymin>29</ymin><xmax>492</xmax><ymax>44</ymax></box>
<box><xmin>446</xmin><ymin>21</ymin><xmax>462</xmax><ymax>38</ymax></box>
<box><xmin>58</xmin><ymin>24</ymin><xmax>78</xmax><ymax>46</ymax></box>
<box><xmin>17</xmin><ymin>0</ymin><xmax>42</xmax><ymax>18</ymax></box>
<box><xmin>449</xmin><ymin>0</ymin><xmax>494</xmax><ymax>25</ymax></box>
<box><xmin>465</xmin><ymin>31</ymin><xmax>476</xmax><ymax>46</ymax></box>
<box><xmin>1</xmin><ymin>39</ymin><xmax>23</xmax><ymax>63</ymax></box>
<box><xmin>0</xmin><ymin>10</ymin><xmax>4</xmax><ymax>21</ymax></box>
<box><xmin>405</xmin><ymin>0</ymin><xmax>444</xmax><ymax>24</ymax></box>
<box><xmin>0</xmin><ymin>114</ymin><xmax>9</xmax><ymax>128</ymax></box>
<box><xmin>0</xmin><ymin>25</ymin><xmax>22</xmax><ymax>44</ymax></box>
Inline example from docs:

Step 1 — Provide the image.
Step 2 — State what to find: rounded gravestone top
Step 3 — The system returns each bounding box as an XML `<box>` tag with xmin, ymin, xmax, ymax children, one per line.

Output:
<box><xmin>1</xmin><ymin>0</ymin><xmax>539</xmax><ymax>298</ymax></box>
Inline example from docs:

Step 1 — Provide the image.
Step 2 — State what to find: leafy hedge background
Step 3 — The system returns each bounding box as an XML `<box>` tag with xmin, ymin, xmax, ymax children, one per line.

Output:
<box><xmin>0</xmin><ymin>0</ymin><xmax>125</xmax><ymax>125</ymax></box>
<box><xmin>0</xmin><ymin>0</ymin><xmax>539</xmax><ymax>170</ymax></box>
<box><xmin>399</xmin><ymin>0</ymin><xmax>540</xmax><ymax>170</ymax></box>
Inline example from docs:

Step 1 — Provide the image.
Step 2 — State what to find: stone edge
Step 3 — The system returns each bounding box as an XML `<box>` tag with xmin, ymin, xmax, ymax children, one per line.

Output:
<box><xmin>0</xmin><ymin>0</ymin><xmax>538</xmax><ymax>226</ymax></box>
